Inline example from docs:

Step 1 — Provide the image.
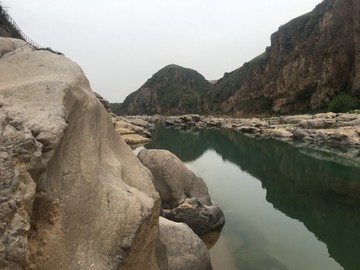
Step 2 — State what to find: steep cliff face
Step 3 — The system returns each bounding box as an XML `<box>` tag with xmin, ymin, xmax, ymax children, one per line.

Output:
<box><xmin>210</xmin><ymin>0</ymin><xmax>360</xmax><ymax>115</ymax></box>
<box><xmin>0</xmin><ymin>38</ymin><xmax>161</xmax><ymax>269</ymax></box>
<box><xmin>117</xmin><ymin>64</ymin><xmax>213</xmax><ymax>115</ymax></box>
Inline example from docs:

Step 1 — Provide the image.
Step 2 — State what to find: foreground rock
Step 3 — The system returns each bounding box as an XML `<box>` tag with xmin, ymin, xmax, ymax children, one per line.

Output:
<box><xmin>0</xmin><ymin>37</ymin><xmax>163</xmax><ymax>269</ymax></box>
<box><xmin>138</xmin><ymin>149</ymin><xmax>225</xmax><ymax>236</ymax></box>
<box><xmin>159</xmin><ymin>217</ymin><xmax>212</xmax><ymax>270</ymax></box>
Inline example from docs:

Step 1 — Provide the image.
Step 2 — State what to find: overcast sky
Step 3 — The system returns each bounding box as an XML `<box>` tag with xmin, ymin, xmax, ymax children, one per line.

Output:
<box><xmin>5</xmin><ymin>0</ymin><xmax>321</xmax><ymax>102</ymax></box>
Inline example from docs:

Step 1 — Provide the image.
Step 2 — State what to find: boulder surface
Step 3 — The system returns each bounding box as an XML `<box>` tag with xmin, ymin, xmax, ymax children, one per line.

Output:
<box><xmin>138</xmin><ymin>149</ymin><xmax>225</xmax><ymax>236</ymax></box>
<box><xmin>159</xmin><ymin>217</ymin><xmax>213</xmax><ymax>270</ymax></box>
<box><xmin>0</xmin><ymin>37</ymin><xmax>160</xmax><ymax>270</ymax></box>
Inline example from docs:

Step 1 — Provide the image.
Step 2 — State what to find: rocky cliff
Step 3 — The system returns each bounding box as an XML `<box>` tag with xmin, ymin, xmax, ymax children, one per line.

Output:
<box><xmin>116</xmin><ymin>0</ymin><xmax>360</xmax><ymax>116</ymax></box>
<box><xmin>210</xmin><ymin>0</ymin><xmax>360</xmax><ymax>115</ymax></box>
<box><xmin>116</xmin><ymin>64</ymin><xmax>213</xmax><ymax>115</ymax></box>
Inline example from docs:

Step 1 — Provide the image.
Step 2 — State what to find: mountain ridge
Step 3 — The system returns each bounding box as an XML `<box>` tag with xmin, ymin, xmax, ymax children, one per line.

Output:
<box><xmin>115</xmin><ymin>64</ymin><xmax>213</xmax><ymax>115</ymax></box>
<box><xmin>116</xmin><ymin>0</ymin><xmax>360</xmax><ymax>116</ymax></box>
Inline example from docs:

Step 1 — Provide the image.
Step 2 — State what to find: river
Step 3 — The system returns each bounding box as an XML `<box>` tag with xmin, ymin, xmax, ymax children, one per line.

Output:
<box><xmin>138</xmin><ymin>124</ymin><xmax>360</xmax><ymax>270</ymax></box>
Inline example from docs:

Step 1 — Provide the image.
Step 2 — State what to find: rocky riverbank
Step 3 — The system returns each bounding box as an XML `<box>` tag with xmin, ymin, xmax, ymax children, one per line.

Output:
<box><xmin>111</xmin><ymin>115</ymin><xmax>152</xmax><ymax>148</ymax></box>
<box><xmin>121</xmin><ymin>112</ymin><xmax>360</xmax><ymax>160</ymax></box>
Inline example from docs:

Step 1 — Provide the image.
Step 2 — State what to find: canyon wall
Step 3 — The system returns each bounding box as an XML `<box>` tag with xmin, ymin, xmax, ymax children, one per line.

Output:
<box><xmin>211</xmin><ymin>0</ymin><xmax>360</xmax><ymax>115</ymax></box>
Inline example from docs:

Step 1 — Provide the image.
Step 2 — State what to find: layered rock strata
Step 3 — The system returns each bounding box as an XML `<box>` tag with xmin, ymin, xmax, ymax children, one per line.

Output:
<box><xmin>112</xmin><ymin>116</ymin><xmax>152</xmax><ymax>148</ymax></box>
<box><xmin>212</xmin><ymin>0</ymin><xmax>360</xmax><ymax>114</ymax></box>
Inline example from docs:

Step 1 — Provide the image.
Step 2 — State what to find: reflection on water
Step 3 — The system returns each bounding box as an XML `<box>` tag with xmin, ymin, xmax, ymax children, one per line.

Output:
<box><xmin>145</xmin><ymin>124</ymin><xmax>360</xmax><ymax>270</ymax></box>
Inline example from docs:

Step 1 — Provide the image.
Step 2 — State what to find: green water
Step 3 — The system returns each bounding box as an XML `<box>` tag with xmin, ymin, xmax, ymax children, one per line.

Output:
<box><xmin>143</xmin><ymin>125</ymin><xmax>360</xmax><ymax>270</ymax></box>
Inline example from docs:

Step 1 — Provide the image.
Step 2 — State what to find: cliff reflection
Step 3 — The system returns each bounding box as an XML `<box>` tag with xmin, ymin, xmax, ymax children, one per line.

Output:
<box><xmin>145</xmin><ymin>124</ymin><xmax>360</xmax><ymax>270</ymax></box>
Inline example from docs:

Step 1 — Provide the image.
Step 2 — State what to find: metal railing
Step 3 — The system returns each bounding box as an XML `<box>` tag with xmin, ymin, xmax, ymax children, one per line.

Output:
<box><xmin>0</xmin><ymin>6</ymin><xmax>41</xmax><ymax>49</ymax></box>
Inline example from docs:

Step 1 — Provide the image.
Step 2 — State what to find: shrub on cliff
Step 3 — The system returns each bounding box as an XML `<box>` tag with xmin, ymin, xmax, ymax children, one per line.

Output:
<box><xmin>328</xmin><ymin>93</ymin><xmax>360</xmax><ymax>113</ymax></box>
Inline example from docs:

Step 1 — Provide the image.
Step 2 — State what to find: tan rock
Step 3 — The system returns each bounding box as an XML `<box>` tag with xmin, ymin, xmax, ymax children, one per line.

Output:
<box><xmin>0</xmin><ymin>37</ymin><xmax>160</xmax><ymax>270</ymax></box>
<box><xmin>113</xmin><ymin>118</ymin><xmax>152</xmax><ymax>146</ymax></box>
<box><xmin>159</xmin><ymin>217</ymin><xmax>213</xmax><ymax>270</ymax></box>
<box><xmin>122</xmin><ymin>133</ymin><xmax>151</xmax><ymax>145</ymax></box>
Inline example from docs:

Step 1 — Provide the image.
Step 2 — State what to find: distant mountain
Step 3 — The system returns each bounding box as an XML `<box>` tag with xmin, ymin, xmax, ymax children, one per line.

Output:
<box><xmin>115</xmin><ymin>0</ymin><xmax>360</xmax><ymax>116</ymax></box>
<box><xmin>115</xmin><ymin>64</ymin><xmax>213</xmax><ymax>115</ymax></box>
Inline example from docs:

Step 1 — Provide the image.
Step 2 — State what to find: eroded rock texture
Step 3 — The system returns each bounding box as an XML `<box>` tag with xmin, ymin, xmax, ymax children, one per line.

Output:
<box><xmin>211</xmin><ymin>0</ymin><xmax>360</xmax><ymax>114</ymax></box>
<box><xmin>0</xmin><ymin>37</ymin><xmax>161</xmax><ymax>270</ymax></box>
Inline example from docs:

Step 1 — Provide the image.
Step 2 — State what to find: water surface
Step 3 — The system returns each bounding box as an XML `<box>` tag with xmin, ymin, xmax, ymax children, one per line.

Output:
<box><xmin>143</xmin><ymin>125</ymin><xmax>360</xmax><ymax>270</ymax></box>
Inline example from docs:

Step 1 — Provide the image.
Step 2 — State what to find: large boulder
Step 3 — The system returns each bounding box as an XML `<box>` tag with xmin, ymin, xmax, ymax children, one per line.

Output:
<box><xmin>138</xmin><ymin>149</ymin><xmax>225</xmax><ymax>235</ymax></box>
<box><xmin>159</xmin><ymin>217</ymin><xmax>212</xmax><ymax>270</ymax></box>
<box><xmin>0</xmin><ymin>38</ymin><xmax>161</xmax><ymax>269</ymax></box>
<box><xmin>137</xmin><ymin>149</ymin><xmax>212</xmax><ymax>209</ymax></box>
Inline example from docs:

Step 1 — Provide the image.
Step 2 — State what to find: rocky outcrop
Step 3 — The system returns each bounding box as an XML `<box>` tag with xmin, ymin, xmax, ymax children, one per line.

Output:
<box><xmin>209</xmin><ymin>0</ymin><xmax>360</xmax><ymax>115</ymax></box>
<box><xmin>0</xmin><ymin>37</ymin><xmax>162</xmax><ymax>269</ymax></box>
<box><xmin>112</xmin><ymin>116</ymin><xmax>152</xmax><ymax>148</ymax></box>
<box><xmin>138</xmin><ymin>149</ymin><xmax>225</xmax><ymax>236</ymax></box>
<box><xmin>116</xmin><ymin>64</ymin><xmax>213</xmax><ymax>115</ymax></box>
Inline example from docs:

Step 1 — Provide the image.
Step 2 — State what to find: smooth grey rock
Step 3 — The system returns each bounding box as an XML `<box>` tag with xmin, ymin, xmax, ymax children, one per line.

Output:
<box><xmin>138</xmin><ymin>149</ymin><xmax>225</xmax><ymax>235</ymax></box>
<box><xmin>159</xmin><ymin>217</ymin><xmax>213</xmax><ymax>270</ymax></box>
<box><xmin>138</xmin><ymin>149</ymin><xmax>212</xmax><ymax>209</ymax></box>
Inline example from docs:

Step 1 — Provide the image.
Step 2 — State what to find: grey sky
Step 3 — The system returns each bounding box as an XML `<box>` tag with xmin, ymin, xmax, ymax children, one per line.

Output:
<box><xmin>5</xmin><ymin>0</ymin><xmax>321</xmax><ymax>102</ymax></box>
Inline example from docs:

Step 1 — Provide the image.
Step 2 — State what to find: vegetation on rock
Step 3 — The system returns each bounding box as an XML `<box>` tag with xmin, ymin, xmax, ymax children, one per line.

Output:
<box><xmin>115</xmin><ymin>64</ymin><xmax>213</xmax><ymax>115</ymax></box>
